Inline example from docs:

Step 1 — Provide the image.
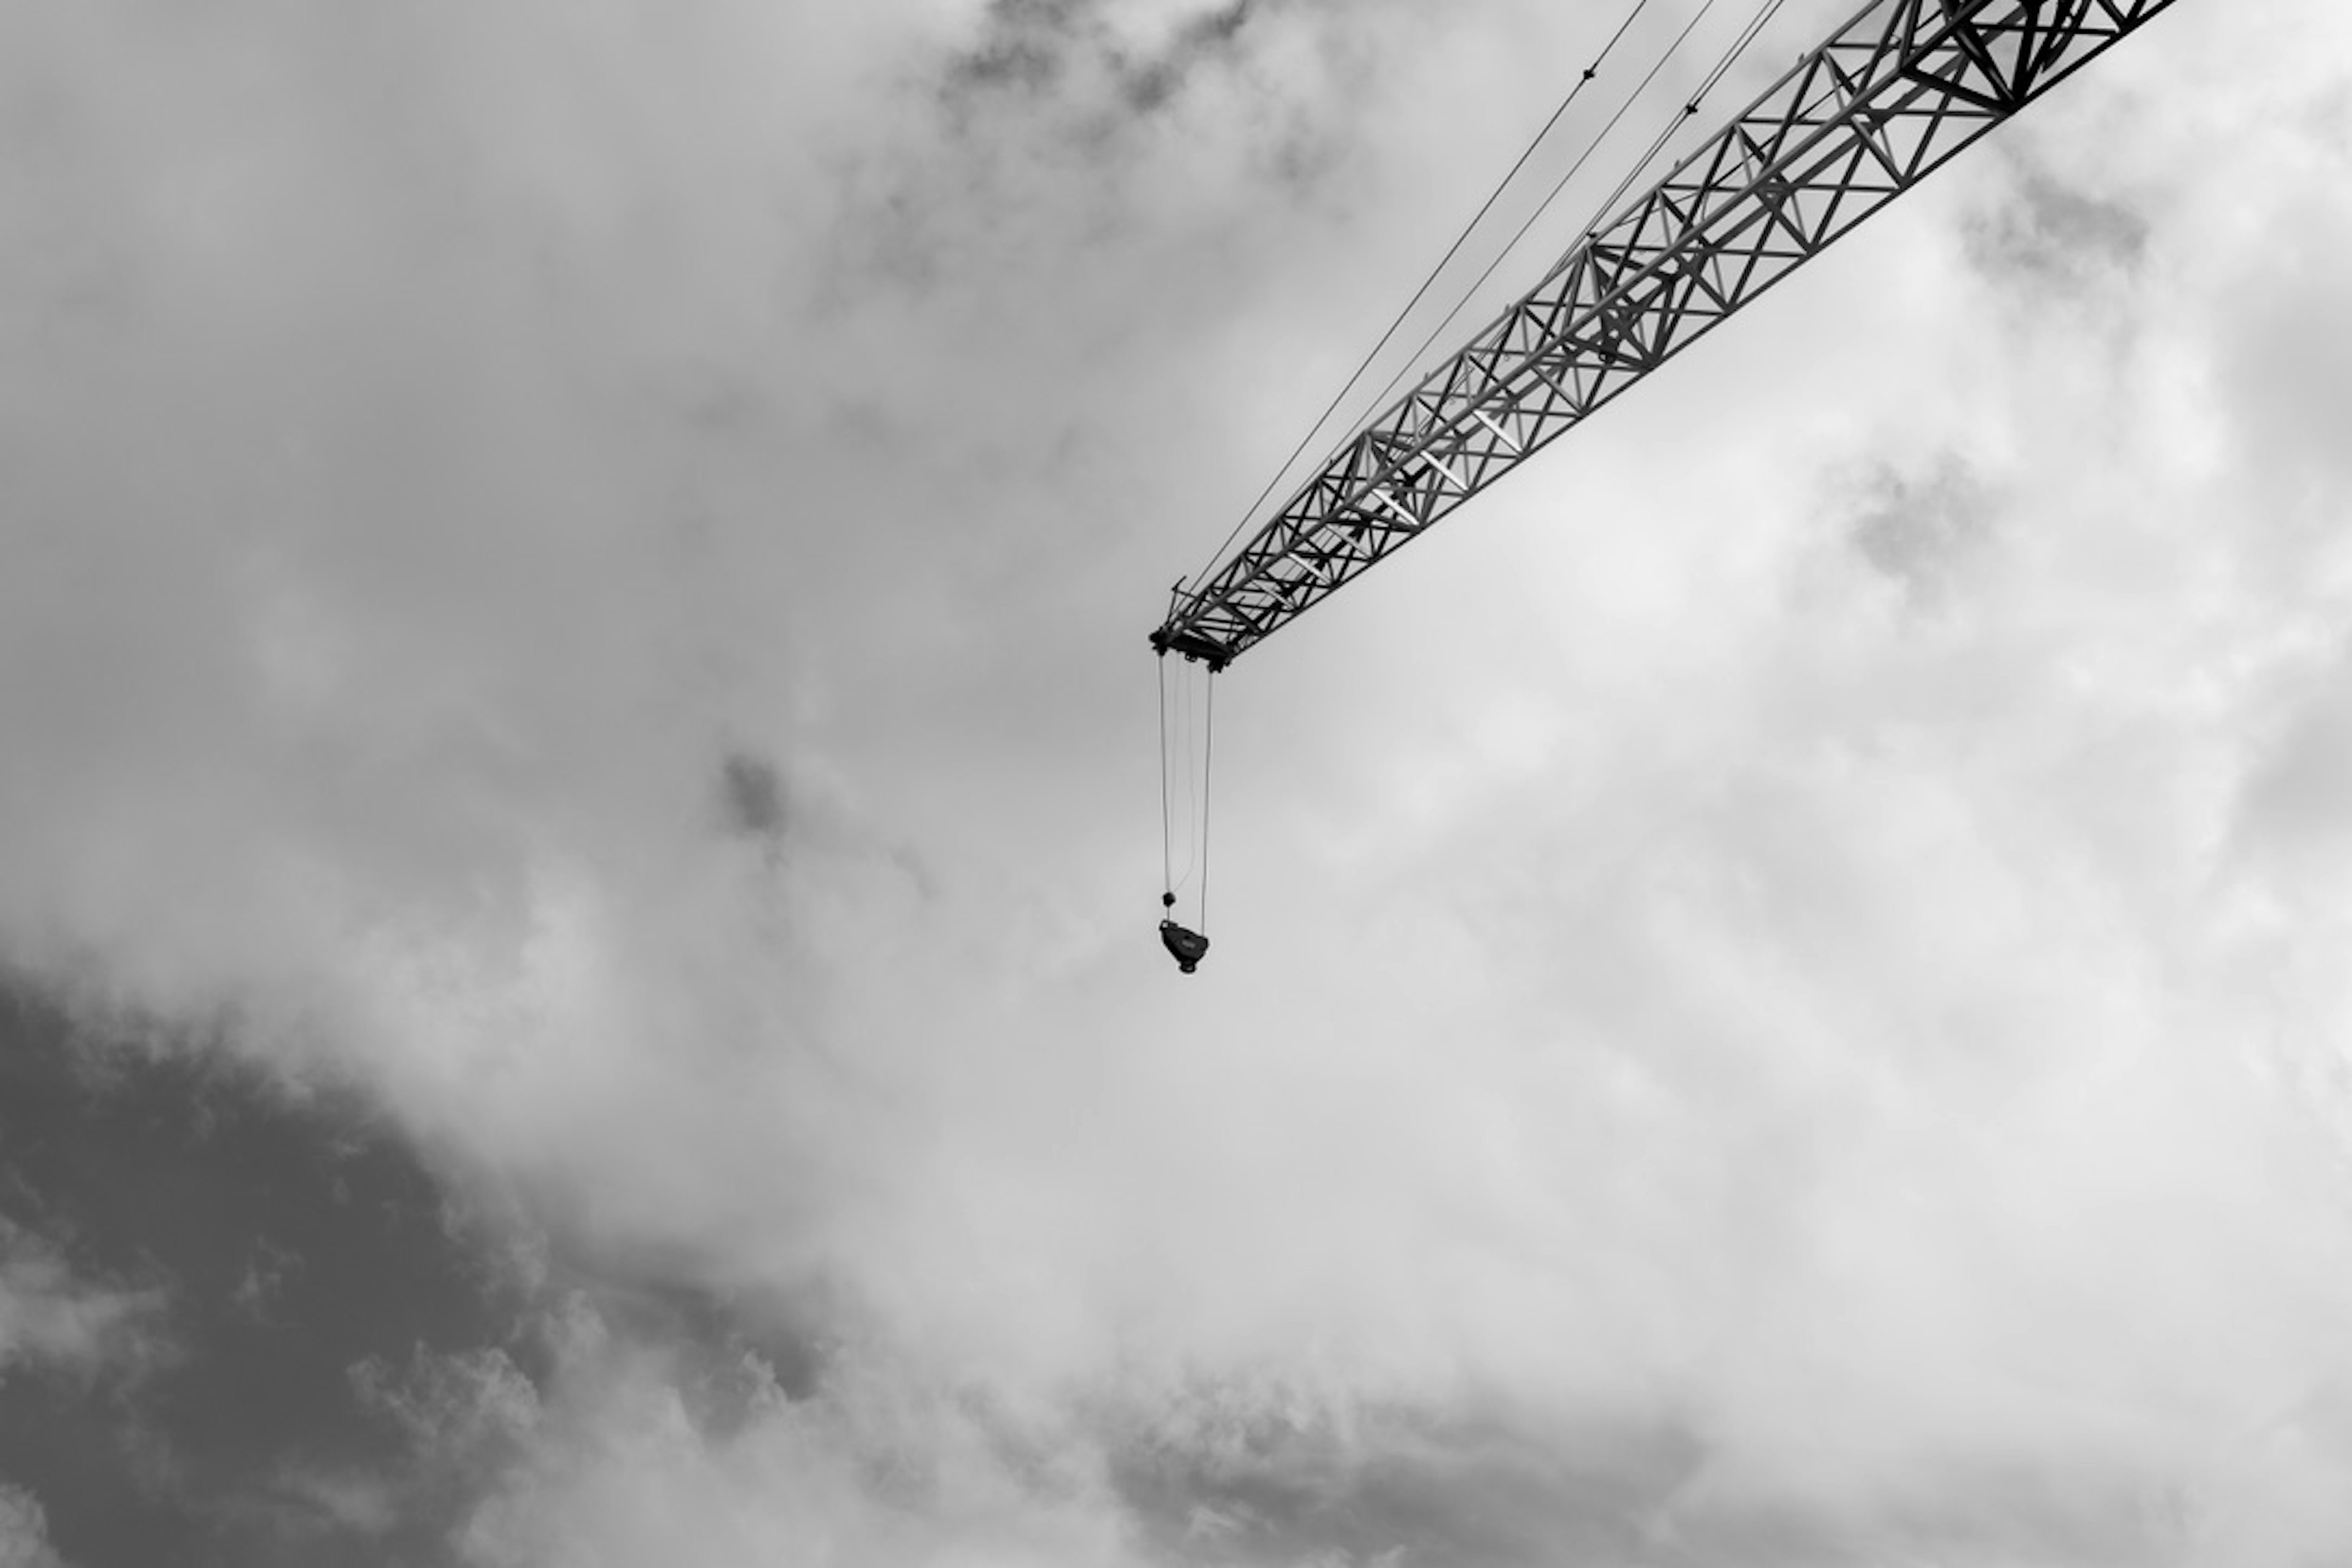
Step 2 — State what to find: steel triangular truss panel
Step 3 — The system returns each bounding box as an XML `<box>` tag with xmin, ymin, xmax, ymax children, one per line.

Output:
<box><xmin>1153</xmin><ymin>0</ymin><xmax>2182</xmax><ymax>668</ymax></box>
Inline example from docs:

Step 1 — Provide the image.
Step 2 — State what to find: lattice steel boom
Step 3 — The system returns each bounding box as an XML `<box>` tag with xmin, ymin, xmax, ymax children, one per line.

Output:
<box><xmin>1151</xmin><ymin>0</ymin><xmax>2182</xmax><ymax>669</ymax></box>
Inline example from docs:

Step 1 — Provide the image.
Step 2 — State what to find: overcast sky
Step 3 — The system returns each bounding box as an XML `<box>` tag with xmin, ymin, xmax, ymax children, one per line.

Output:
<box><xmin>6</xmin><ymin>1</ymin><xmax>2352</xmax><ymax>1564</ymax></box>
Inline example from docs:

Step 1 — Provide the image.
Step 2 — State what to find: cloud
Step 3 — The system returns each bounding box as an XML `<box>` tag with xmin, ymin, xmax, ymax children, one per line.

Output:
<box><xmin>944</xmin><ymin>0</ymin><xmax>1257</xmax><ymax>114</ymax></box>
<box><xmin>0</xmin><ymin>1485</ymin><xmax>69</xmax><ymax>1568</ymax></box>
<box><xmin>6</xmin><ymin>0</ymin><xmax>2352</xmax><ymax>1564</ymax></box>
<box><xmin>0</xmin><ymin>1219</ymin><xmax>166</xmax><ymax>1384</ymax></box>
<box><xmin>0</xmin><ymin>1010</ymin><xmax>538</xmax><ymax>1565</ymax></box>
<box><xmin>715</xmin><ymin>752</ymin><xmax>791</xmax><ymax>845</ymax></box>
<box><xmin>1966</xmin><ymin>146</ymin><xmax>2152</xmax><ymax>292</ymax></box>
<box><xmin>352</xmin><ymin>1343</ymin><xmax>543</xmax><ymax>1487</ymax></box>
<box><xmin>405</xmin><ymin>1297</ymin><xmax>1138</xmax><ymax>1568</ymax></box>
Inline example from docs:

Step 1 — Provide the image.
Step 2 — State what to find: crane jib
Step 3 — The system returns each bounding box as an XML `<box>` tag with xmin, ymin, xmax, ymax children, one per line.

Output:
<box><xmin>1149</xmin><ymin>0</ymin><xmax>2187</xmax><ymax>671</ymax></box>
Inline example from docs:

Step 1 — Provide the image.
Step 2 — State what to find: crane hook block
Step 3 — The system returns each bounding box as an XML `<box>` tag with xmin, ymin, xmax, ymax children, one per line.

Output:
<box><xmin>1159</xmin><ymin>920</ymin><xmax>1210</xmax><ymax>975</ymax></box>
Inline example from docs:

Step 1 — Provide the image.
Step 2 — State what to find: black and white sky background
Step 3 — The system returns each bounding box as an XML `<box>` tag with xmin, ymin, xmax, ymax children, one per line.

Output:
<box><xmin>7</xmin><ymin>1</ymin><xmax>2352</xmax><ymax>1564</ymax></box>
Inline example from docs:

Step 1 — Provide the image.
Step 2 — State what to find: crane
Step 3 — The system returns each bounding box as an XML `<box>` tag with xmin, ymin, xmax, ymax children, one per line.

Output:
<box><xmin>1150</xmin><ymin>0</ymin><xmax>2186</xmax><ymax>970</ymax></box>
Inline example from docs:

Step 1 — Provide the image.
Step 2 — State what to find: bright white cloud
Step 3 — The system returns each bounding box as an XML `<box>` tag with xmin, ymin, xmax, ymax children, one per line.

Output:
<box><xmin>0</xmin><ymin>1484</ymin><xmax>69</xmax><ymax>1568</ymax></box>
<box><xmin>6</xmin><ymin>0</ymin><xmax>2352</xmax><ymax>1564</ymax></box>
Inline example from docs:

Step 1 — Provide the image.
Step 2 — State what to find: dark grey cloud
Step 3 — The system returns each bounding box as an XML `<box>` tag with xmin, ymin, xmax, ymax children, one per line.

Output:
<box><xmin>0</xmin><ymin>976</ymin><xmax>853</xmax><ymax>1568</ymax></box>
<box><xmin>1121</xmin><ymin>3</ymin><xmax>1255</xmax><ymax>114</ymax></box>
<box><xmin>864</xmin><ymin>0</ymin><xmax>1372</xmax><ymax>271</ymax></box>
<box><xmin>946</xmin><ymin>0</ymin><xmax>1256</xmax><ymax>113</ymax></box>
<box><xmin>548</xmin><ymin>1278</ymin><xmax>823</xmax><ymax>1452</ymax></box>
<box><xmin>1838</xmin><ymin>453</ymin><xmax>1994</xmax><ymax>601</ymax></box>
<box><xmin>948</xmin><ymin>0</ymin><xmax>1082</xmax><ymax>95</ymax></box>
<box><xmin>715</xmin><ymin>750</ymin><xmax>790</xmax><ymax>844</ymax></box>
<box><xmin>1111</xmin><ymin>1402</ymin><xmax>1705</xmax><ymax>1567</ymax></box>
<box><xmin>1103</xmin><ymin>1395</ymin><xmax>2195</xmax><ymax>1567</ymax></box>
<box><xmin>0</xmin><ymin>980</ymin><xmax>518</xmax><ymax>1567</ymax></box>
<box><xmin>1966</xmin><ymin>153</ymin><xmax>2150</xmax><ymax>291</ymax></box>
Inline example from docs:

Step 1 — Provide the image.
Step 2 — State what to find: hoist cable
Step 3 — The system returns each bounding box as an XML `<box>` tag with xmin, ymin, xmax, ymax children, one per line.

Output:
<box><xmin>1207</xmin><ymin>674</ymin><xmax>1219</xmax><ymax>929</ymax></box>
<box><xmin>1157</xmin><ymin>657</ymin><xmax>1173</xmax><ymax>897</ymax></box>
<box><xmin>1183</xmin><ymin>0</ymin><xmax>1659</xmax><ymax>593</ymax></box>
<box><xmin>1357</xmin><ymin>0</ymin><xmax>1740</xmax><ymax>424</ymax></box>
<box><xmin>1171</xmin><ymin>665</ymin><xmax>1199</xmax><ymax>892</ymax></box>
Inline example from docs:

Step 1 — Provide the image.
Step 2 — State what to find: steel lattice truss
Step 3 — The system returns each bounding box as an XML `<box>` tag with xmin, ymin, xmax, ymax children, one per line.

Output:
<box><xmin>1152</xmin><ymin>0</ymin><xmax>2183</xmax><ymax>669</ymax></box>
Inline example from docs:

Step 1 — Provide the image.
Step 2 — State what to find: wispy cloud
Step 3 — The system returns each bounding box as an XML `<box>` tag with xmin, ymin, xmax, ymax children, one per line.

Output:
<box><xmin>0</xmin><ymin>1220</ymin><xmax>167</xmax><ymax>1385</ymax></box>
<box><xmin>0</xmin><ymin>1483</ymin><xmax>71</xmax><ymax>1568</ymax></box>
<box><xmin>945</xmin><ymin>0</ymin><xmax>1257</xmax><ymax>113</ymax></box>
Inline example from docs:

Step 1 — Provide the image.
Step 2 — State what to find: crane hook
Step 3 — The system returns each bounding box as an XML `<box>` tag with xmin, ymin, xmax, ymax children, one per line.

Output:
<box><xmin>1158</xmin><ymin>892</ymin><xmax>1209</xmax><ymax>975</ymax></box>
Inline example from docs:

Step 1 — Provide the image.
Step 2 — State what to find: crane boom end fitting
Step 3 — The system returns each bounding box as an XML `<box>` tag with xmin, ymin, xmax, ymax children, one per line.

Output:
<box><xmin>1150</xmin><ymin>624</ymin><xmax>1233</xmax><ymax>671</ymax></box>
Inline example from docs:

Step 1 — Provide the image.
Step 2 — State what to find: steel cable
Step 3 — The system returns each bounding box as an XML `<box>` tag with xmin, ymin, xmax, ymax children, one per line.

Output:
<box><xmin>1185</xmin><ymin>0</ymin><xmax>1660</xmax><ymax>592</ymax></box>
<box><xmin>1354</xmin><ymin>0</ymin><xmax>1760</xmax><ymax>424</ymax></box>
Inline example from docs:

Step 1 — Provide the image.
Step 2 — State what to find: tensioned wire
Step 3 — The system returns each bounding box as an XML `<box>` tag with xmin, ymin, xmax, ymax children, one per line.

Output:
<box><xmin>1352</xmin><ymin>0</ymin><xmax>1796</xmax><ymax>433</ymax></box>
<box><xmin>1582</xmin><ymin>0</ymin><xmax>1796</xmax><ymax>254</ymax></box>
<box><xmin>1199</xmin><ymin>671</ymin><xmax>1215</xmax><ymax>931</ymax></box>
<box><xmin>1157</xmin><ymin>654</ymin><xmax>1172</xmax><ymax>895</ymax></box>
<box><xmin>1182</xmin><ymin>0</ymin><xmax>1659</xmax><ymax>594</ymax></box>
<box><xmin>1155</xmin><ymin>656</ymin><xmax>1216</xmax><ymax>927</ymax></box>
<box><xmin>1159</xmin><ymin>657</ymin><xmax>1207</xmax><ymax>905</ymax></box>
